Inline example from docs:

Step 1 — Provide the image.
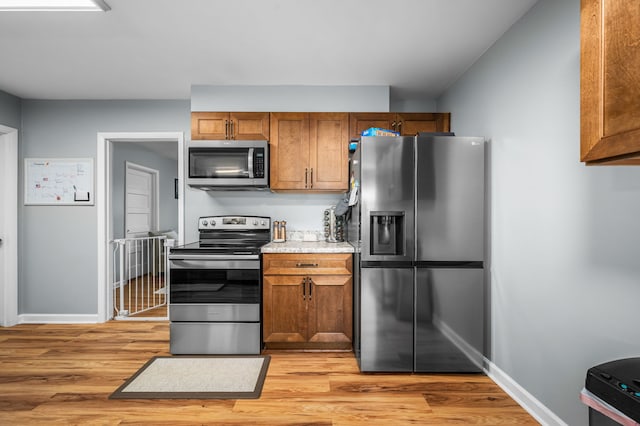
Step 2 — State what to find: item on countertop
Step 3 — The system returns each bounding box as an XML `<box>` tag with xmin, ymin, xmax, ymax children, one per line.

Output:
<box><xmin>273</xmin><ymin>221</ymin><xmax>280</xmax><ymax>241</ymax></box>
<box><xmin>272</xmin><ymin>220</ymin><xmax>286</xmax><ymax>242</ymax></box>
<box><xmin>361</xmin><ymin>127</ymin><xmax>400</xmax><ymax>136</ymax></box>
<box><xmin>324</xmin><ymin>206</ymin><xmax>345</xmax><ymax>243</ymax></box>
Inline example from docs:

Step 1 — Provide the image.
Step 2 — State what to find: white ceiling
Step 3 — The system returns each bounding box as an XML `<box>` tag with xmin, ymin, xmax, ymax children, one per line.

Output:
<box><xmin>0</xmin><ymin>0</ymin><xmax>538</xmax><ymax>101</ymax></box>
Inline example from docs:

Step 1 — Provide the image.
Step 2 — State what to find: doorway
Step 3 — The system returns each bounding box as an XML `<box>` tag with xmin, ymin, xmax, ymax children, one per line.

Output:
<box><xmin>97</xmin><ymin>132</ymin><xmax>184</xmax><ymax>323</ymax></box>
<box><xmin>125</xmin><ymin>162</ymin><xmax>159</xmax><ymax>278</ymax></box>
<box><xmin>0</xmin><ymin>125</ymin><xmax>18</xmax><ymax>327</ymax></box>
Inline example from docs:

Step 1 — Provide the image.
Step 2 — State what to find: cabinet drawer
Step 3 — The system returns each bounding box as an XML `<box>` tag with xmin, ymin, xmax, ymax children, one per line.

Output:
<box><xmin>263</xmin><ymin>253</ymin><xmax>352</xmax><ymax>275</ymax></box>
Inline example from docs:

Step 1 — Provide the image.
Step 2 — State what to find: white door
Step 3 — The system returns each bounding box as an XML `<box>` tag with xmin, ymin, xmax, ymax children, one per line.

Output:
<box><xmin>124</xmin><ymin>162</ymin><xmax>158</xmax><ymax>279</ymax></box>
<box><xmin>0</xmin><ymin>126</ymin><xmax>18</xmax><ymax>327</ymax></box>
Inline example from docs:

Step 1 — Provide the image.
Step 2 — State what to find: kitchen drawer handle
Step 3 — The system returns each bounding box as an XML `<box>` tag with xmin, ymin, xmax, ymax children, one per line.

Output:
<box><xmin>296</xmin><ymin>263</ymin><xmax>318</xmax><ymax>268</ymax></box>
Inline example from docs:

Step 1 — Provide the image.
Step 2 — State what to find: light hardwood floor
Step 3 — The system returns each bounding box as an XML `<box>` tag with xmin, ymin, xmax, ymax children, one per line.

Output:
<box><xmin>113</xmin><ymin>274</ymin><xmax>167</xmax><ymax>318</ymax></box>
<box><xmin>0</xmin><ymin>321</ymin><xmax>539</xmax><ymax>425</ymax></box>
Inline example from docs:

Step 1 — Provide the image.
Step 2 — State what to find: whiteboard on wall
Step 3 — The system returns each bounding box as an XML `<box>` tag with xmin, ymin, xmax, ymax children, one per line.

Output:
<box><xmin>24</xmin><ymin>158</ymin><xmax>94</xmax><ymax>205</ymax></box>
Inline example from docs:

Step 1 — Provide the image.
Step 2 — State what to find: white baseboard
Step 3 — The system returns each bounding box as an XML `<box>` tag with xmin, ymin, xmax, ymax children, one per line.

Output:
<box><xmin>486</xmin><ymin>361</ymin><xmax>567</xmax><ymax>426</ymax></box>
<box><xmin>19</xmin><ymin>313</ymin><xmax>102</xmax><ymax>324</ymax></box>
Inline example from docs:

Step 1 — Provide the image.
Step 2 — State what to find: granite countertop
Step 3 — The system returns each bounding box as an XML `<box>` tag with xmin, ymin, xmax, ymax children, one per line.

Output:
<box><xmin>261</xmin><ymin>240</ymin><xmax>355</xmax><ymax>253</ymax></box>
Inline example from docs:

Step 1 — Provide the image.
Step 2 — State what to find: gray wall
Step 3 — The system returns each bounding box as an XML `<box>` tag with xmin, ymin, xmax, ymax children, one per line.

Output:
<box><xmin>437</xmin><ymin>0</ymin><xmax>640</xmax><ymax>424</ymax></box>
<box><xmin>0</xmin><ymin>90</ymin><xmax>21</xmax><ymax>129</ymax></box>
<box><xmin>112</xmin><ymin>143</ymin><xmax>179</xmax><ymax>240</ymax></box>
<box><xmin>191</xmin><ymin>85</ymin><xmax>391</xmax><ymax>112</ymax></box>
<box><xmin>17</xmin><ymin>87</ymin><xmax>440</xmax><ymax>316</ymax></box>
<box><xmin>19</xmin><ymin>100</ymin><xmax>190</xmax><ymax>315</ymax></box>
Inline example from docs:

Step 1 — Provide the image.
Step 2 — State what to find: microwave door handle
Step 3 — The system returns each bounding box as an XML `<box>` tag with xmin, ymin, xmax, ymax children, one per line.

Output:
<box><xmin>247</xmin><ymin>148</ymin><xmax>254</xmax><ymax>178</ymax></box>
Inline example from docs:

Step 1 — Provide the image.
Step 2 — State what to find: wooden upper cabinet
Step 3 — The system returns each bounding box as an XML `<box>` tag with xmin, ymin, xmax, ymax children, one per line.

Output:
<box><xmin>349</xmin><ymin>112</ymin><xmax>451</xmax><ymax>139</ymax></box>
<box><xmin>310</xmin><ymin>113</ymin><xmax>349</xmax><ymax>191</ymax></box>
<box><xmin>191</xmin><ymin>112</ymin><xmax>269</xmax><ymax>140</ymax></box>
<box><xmin>269</xmin><ymin>112</ymin><xmax>310</xmax><ymax>190</ymax></box>
<box><xmin>270</xmin><ymin>112</ymin><xmax>348</xmax><ymax>192</ymax></box>
<box><xmin>581</xmin><ymin>0</ymin><xmax>640</xmax><ymax>164</ymax></box>
<box><xmin>349</xmin><ymin>113</ymin><xmax>395</xmax><ymax>139</ymax></box>
<box><xmin>396</xmin><ymin>113</ymin><xmax>450</xmax><ymax>136</ymax></box>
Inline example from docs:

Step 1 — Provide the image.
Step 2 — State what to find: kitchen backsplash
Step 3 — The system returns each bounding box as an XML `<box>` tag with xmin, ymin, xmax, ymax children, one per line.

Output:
<box><xmin>286</xmin><ymin>230</ymin><xmax>324</xmax><ymax>242</ymax></box>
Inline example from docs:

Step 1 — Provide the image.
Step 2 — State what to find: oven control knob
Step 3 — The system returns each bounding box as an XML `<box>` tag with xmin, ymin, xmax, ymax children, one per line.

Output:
<box><xmin>201</xmin><ymin>220</ymin><xmax>208</xmax><ymax>226</ymax></box>
<box><xmin>211</xmin><ymin>220</ymin><xmax>216</xmax><ymax>226</ymax></box>
<box><xmin>253</xmin><ymin>220</ymin><xmax>258</xmax><ymax>226</ymax></box>
<box><xmin>261</xmin><ymin>220</ymin><xmax>266</xmax><ymax>226</ymax></box>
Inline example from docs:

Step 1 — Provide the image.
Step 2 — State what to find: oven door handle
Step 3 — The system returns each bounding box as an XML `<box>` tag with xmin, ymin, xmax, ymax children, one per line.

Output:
<box><xmin>169</xmin><ymin>254</ymin><xmax>259</xmax><ymax>261</ymax></box>
<box><xmin>169</xmin><ymin>258</ymin><xmax>260</xmax><ymax>270</ymax></box>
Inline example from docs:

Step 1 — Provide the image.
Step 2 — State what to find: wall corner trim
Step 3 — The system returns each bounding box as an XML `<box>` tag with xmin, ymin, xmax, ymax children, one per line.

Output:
<box><xmin>485</xmin><ymin>361</ymin><xmax>568</xmax><ymax>426</ymax></box>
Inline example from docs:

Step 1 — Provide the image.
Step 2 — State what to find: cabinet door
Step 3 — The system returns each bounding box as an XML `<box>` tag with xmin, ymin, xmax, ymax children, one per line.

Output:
<box><xmin>230</xmin><ymin>112</ymin><xmax>270</xmax><ymax>140</ymax></box>
<box><xmin>349</xmin><ymin>112</ymin><xmax>395</xmax><ymax>139</ymax></box>
<box><xmin>263</xmin><ymin>274</ymin><xmax>307</xmax><ymax>343</ymax></box>
<box><xmin>309</xmin><ymin>113</ymin><xmax>349</xmax><ymax>191</ymax></box>
<box><xmin>191</xmin><ymin>112</ymin><xmax>229</xmax><ymax>140</ymax></box>
<box><xmin>269</xmin><ymin>112</ymin><xmax>310</xmax><ymax>190</ymax></box>
<box><xmin>581</xmin><ymin>0</ymin><xmax>640</xmax><ymax>164</ymax></box>
<box><xmin>307</xmin><ymin>274</ymin><xmax>352</xmax><ymax>345</ymax></box>
<box><xmin>396</xmin><ymin>113</ymin><xmax>451</xmax><ymax>136</ymax></box>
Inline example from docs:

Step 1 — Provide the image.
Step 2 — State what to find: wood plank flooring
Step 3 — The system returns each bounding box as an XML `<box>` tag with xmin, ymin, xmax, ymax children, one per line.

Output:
<box><xmin>0</xmin><ymin>321</ymin><xmax>539</xmax><ymax>425</ymax></box>
<box><xmin>113</xmin><ymin>274</ymin><xmax>167</xmax><ymax>318</ymax></box>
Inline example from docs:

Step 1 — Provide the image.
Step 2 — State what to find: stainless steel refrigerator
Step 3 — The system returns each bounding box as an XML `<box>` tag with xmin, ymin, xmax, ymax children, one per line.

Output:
<box><xmin>347</xmin><ymin>134</ymin><xmax>486</xmax><ymax>373</ymax></box>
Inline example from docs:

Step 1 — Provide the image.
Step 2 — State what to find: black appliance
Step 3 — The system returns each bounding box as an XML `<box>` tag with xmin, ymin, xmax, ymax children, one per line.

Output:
<box><xmin>168</xmin><ymin>215</ymin><xmax>270</xmax><ymax>354</ymax></box>
<box><xmin>586</xmin><ymin>357</ymin><xmax>640</xmax><ymax>422</ymax></box>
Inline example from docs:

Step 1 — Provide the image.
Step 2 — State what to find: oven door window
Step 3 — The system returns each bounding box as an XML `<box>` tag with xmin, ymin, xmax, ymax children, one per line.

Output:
<box><xmin>189</xmin><ymin>148</ymin><xmax>250</xmax><ymax>179</ymax></box>
<box><xmin>170</xmin><ymin>268</ymin><xmax>259</xmax><ymax>304</ymax></box>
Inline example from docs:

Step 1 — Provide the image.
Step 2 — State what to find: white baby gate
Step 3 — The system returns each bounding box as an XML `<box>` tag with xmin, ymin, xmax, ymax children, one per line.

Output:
<box><xmin>112</xmin><ymin>236</ymin><xmax>172</xmax><ymax>320</ymax></box>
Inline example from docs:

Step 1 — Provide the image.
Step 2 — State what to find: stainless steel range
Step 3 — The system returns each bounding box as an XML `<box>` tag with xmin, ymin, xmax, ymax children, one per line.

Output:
<box><xmin>168</xmin><ymin>215</ymin><xmax>270</xmax><ymax>355</ymax></box>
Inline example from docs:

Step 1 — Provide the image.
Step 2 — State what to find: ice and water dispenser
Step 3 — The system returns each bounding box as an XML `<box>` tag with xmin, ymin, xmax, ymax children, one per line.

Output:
<box><xmin>370</xmin><ymin>211</ymin><xmax>405</xmax><ymax>255</ymax></box>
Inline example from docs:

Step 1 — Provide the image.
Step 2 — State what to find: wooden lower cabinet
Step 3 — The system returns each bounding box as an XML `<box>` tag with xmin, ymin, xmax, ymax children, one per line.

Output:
<box><xmin>262</xmin><ymin>253</ymin><xmax>353</xmax><ymax>350</ymax></box>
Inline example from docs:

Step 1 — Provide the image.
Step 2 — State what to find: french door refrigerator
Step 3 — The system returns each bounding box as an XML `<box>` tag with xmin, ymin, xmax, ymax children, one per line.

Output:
<box><xmin>349</xmin><ymin>134</ymin><xmax>486</xmax><ymax>373</ymax></box>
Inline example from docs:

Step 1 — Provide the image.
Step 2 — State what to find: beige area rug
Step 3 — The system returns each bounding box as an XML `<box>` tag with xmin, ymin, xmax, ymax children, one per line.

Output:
<box><xmin>109</xmin><ymin>355</ymin><xmax>270</xmax><ymax>399</ymax></box>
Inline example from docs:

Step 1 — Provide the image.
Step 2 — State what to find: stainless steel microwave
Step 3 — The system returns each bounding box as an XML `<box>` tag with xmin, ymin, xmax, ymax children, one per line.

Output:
<box><xmin>187</xmin><ymin>140</ymin><xmax>269</xmax><ymax>190</ymax></box>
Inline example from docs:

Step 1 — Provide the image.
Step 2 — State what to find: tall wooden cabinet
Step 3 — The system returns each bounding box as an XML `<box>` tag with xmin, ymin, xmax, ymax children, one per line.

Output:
<box><xmin>581</xmin><ymin>0</ymin><xmax>640</xmax><ymax>164</ymax></box>
<box><xmin>349</xmin><ymin>112</ymin><xmax>451</xmax><ymax>139</ymax></box>
<box><xmin>262</xmin><ymin>253</ymin><xmax>353</xmax><ymax>350</ymax></box>
<box><xmin>269</xmin><ymin>112</ymin><xmax>349</xmax><ymax>192</ymax></box>
<box><xmin>191</xmin><ymin>112</ymin><xmax>270</xmax><ymax>140</ymax></box>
